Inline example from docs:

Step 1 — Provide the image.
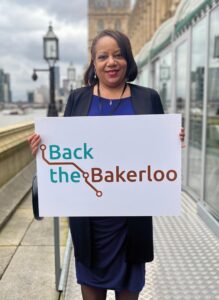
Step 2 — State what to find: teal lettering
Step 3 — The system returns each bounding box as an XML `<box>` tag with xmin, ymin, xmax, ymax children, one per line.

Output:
<box><xmin>63</xmin><ymin>148</ymin><xmax>72</xmax><ymax>159</ymax></box>
<box><xmin>49</xmin><ymin>145</ymin><xmax>61</xmax><ymax>160</ymax></box>
<box><xmin>84</xmin><ymin>143</ymin><xmax>93</xmax><ymax>159</ymax></box>
<box><xmin>58</xmin><ymin>167</ymin><xmax>69</xmax><ymax>183</ymax></box>
<box><xmin>74</xmin><ymin>148</ymin><xmax>82</xmax><ymax>159</ymax></box>
<box><xmin>50</xmin><ymin>169</ymin><xmax>58</xmax><ymax>183</ymax></box>
<box><xmin>48</xmin><ymin>144</ymin><xmax>94</xmax><ymax>160</ymax></box>
<box><xmin>70</xmin><ymin>171</ymin><xmax>81</xmax><ymax>182</ymax></box>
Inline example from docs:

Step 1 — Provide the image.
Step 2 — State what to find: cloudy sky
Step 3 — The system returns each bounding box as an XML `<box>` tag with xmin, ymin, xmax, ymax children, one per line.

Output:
<box><xmin>0</xmin><ymin>0</ymin><xmax>88</xmax><ymax>101</ymax></box>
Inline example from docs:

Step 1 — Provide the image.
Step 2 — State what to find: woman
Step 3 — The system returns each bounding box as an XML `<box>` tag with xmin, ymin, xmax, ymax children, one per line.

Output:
<box><xmin>29</xmin><ymin>30</ymin><xmax>185</xmax><ymax>300</ymax></box>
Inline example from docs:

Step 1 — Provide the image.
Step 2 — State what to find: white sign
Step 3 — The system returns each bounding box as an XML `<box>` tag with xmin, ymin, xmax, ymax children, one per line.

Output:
<box><xmin>35</xmin><ymin>114</ymin><xmax>181</xmax><ymax>217</ymax></box>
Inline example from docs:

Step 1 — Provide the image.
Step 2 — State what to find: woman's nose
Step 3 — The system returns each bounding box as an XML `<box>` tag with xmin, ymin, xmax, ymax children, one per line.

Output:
<box><xmin>107</xmin><ymin>56</ymin><xmax>117</xmax><ymax>65</ymax></box>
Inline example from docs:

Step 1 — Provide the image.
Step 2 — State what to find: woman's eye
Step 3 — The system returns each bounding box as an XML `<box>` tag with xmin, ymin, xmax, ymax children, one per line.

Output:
<box><xmin>98</xmin><ymin>55</ymin><xmax>107</xmax><ymax>60</ymax></box>
<box><xmin>114</xmin><ymin>53</ymin><xmax>123</xmax><ymax>59</ymax></box>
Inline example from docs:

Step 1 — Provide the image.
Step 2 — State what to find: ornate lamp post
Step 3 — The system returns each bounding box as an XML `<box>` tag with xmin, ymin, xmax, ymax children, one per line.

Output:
<box><xmin>32</xmin><ymin>24</ymin><xmax>61</xmax><ymax>291</ymax></box>
<box><xmin>43</xmin><ymin>24</ymin><xmax>59</xmax><ymax>116</ymax></box>
<box><xmin>32</xmin><ymin>24</ymin><xmax>59</xmax><ymax>116</ymax></box>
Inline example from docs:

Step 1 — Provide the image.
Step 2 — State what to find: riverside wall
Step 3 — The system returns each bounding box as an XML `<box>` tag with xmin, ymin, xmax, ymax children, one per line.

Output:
<box><xmin>0</xmin><ymin>122</ymin><xmax>34</xmax><ymax>187</ymax></box>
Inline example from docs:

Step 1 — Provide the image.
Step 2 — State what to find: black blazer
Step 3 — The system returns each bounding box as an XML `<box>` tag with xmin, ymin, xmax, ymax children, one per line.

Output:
<box><xmin>64</xmin><ymin>83</ymin><xmax>164</xmax><ymax>267</ymax></box>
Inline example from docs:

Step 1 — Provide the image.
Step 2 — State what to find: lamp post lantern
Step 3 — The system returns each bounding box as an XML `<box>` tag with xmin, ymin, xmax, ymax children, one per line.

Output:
<box><xmin>43</xmin><ymin>24</ymin><xmax>59</xmax><ymax>116</ymax></box>
<box><xmin>43</xmin><ymin>24</ymin><xmax>59</xmax><ymax>65</ymax></box>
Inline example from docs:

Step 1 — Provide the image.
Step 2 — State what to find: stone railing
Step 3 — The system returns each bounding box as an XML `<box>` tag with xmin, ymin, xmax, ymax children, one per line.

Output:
<box><xmin>0</xmin><ymin>122</ymin><xmax>35</xmax><ymax>187</ymax></box>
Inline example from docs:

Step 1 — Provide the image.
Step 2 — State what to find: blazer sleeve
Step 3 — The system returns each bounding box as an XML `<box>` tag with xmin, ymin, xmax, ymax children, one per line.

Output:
<box><xmin>64</xmin><ymin>92</ymin><xmax>75</xmax><ymax>116</ymax></box>
<box><xmin>153</xmin><ymin>90</ymin><xmax>164</xmax><ymax>114</ymax></box>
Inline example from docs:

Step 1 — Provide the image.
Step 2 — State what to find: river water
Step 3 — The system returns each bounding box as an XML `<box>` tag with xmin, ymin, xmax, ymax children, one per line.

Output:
<box><xmin>0</xmin><ymin>109</ymin><xmax>47</xmax><ymax>129</ymax></box>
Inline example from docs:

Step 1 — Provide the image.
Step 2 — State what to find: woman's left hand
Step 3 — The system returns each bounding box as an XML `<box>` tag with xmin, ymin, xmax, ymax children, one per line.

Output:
<box><xmin>179</xmin><ymin>127</ymin><xmax>186</xmax><ymax>148</ymax></box>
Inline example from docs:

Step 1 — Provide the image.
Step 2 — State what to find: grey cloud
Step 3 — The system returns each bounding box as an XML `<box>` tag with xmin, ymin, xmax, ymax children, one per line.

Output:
<box><xmin>4</xmin><ymin>0</ymin><xmax>88</xmax><ymax>24</ymax></box>
<box><xmin>0</xmin><ymin>1</ymin><xmax>87</xmax><ymax>65</ymax></box>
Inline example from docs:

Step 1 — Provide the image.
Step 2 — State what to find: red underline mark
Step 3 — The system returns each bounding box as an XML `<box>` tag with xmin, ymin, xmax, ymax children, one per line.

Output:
<box><xmin>40</xmin><ymin>144</ymin><xmax>103</xmax><ymax>197</ymax></box>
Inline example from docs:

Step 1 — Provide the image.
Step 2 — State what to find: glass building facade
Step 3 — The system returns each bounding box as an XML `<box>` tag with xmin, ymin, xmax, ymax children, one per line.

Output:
<box><xmin>136</xmin><ymin>0</ymin><xmax>219</xmax><ymax>235</ymax></box>
<box><xmin>205</xmin><ymin>5</ymin><xmax>219</xmax><ymax>220</ymax></box>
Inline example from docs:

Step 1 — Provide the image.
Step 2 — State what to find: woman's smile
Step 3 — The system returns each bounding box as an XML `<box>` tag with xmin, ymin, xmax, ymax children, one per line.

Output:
<box><xmin>105</xmin><ymin>69</ymin><xmax>120</xmax><ymax>78</ymax></box>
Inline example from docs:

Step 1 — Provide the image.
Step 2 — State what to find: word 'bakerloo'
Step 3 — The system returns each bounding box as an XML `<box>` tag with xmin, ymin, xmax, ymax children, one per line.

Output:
<box><xmin>90</xmin><ymin>166</ymin><xmax>177</xmax><ymax>182</ymax></box>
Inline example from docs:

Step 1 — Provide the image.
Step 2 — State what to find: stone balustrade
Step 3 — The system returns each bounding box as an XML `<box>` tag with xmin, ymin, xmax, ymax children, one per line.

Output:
<box><xmin>0</xmin><ymin>122</ymin><xmax>35</xmax><ymax>187</ymax></box>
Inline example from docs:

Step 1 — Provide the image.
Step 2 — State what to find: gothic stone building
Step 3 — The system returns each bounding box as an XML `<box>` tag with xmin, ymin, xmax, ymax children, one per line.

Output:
<box><xmin>88</xmin><ymin>0</ymin><xmax>131</xmax><ymax>57</ymax></box>
<box><xmin>88</xmin><ymin>0</ymin><xmax>181</xmax><ymax>57</ymax></box>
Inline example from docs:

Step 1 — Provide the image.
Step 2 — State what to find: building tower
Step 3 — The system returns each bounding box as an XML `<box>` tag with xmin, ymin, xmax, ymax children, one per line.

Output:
<box><xmin>88</xmin><ymin>0</ymin><xmax>131</xmax><ymax>58</ymax></box>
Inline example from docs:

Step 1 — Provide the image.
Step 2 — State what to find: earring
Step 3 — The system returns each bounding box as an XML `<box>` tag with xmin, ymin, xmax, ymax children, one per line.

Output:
<box><xmin>93</xmin><ymin>66</ymin><xmax>97</xmax><ymax>79</ymax></box>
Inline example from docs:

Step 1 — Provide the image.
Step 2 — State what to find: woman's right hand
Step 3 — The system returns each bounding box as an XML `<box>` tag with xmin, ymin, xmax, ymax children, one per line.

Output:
<box><xmin>28</xmin><ymin>133</ymin><xmax>41</xmax><ymax>156</ymax></box>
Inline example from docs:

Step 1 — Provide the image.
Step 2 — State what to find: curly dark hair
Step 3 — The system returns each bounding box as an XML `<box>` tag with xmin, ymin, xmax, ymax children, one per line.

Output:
<box><xmin>84</xmin><ymin>29</ymin><xmax>138</xmax><ymax>86</ymax></box>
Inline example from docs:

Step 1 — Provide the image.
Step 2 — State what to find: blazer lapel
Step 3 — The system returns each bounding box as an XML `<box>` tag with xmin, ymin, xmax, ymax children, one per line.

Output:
<box><xmin>76</xmin><ymin>87</ymin><xmax>93</xmax><ymax>116</ymax></box>
<box><xmin>130</xmin><ymin>84</ymin><xmax>157</xmax><ymax>115</ymax></box>
<box><xmin>130</xmin><ymin>84</ymin><xmax>148</xmax><ymax>115</ymax></box>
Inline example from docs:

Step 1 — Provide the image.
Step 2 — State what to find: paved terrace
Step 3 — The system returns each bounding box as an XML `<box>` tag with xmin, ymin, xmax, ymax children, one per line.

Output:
<box><xmin>0</xmin><ymin>162</ymin><xmax>68</xmax><ymax>300</ymax></box>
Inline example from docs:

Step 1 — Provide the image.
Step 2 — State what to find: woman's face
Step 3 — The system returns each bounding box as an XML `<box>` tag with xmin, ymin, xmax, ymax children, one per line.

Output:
<box><xmin>93</xmin><ymin>36</ymin><xmax>127</xmax><ymax>88</ymax></box>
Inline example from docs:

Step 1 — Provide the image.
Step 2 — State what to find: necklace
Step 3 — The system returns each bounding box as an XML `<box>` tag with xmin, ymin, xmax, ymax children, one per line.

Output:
<box><xmin>97</xmin><ymin>82</ymin><xmax>127</xmax><ymax>115</ymax></box>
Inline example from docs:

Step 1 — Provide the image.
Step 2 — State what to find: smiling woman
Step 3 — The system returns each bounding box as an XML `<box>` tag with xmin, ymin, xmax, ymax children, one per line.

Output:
<box><xmin>65</xmin><ymin>30</ymin><xmax>161</xmax><ymax>300</ymax></box>
<box><xmin>28</xmin><ymin>29</ymin><xmax>184</xmax><ymax>300</ymax></box>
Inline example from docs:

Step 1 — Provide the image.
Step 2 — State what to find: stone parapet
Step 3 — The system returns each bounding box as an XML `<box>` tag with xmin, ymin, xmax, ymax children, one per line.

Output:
<box><xmin>0</xmin><ymin>122</ymin><xmax>34</xmax><ymax>187</ymax></box>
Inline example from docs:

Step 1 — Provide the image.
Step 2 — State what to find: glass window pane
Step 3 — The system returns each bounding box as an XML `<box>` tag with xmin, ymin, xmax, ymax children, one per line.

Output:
<box><xmin>153</xmin><ymin>59</ymin><xmax>160</xmax><ymax>92</ymax></box>
<box><xmin>188</xmin><ymin>18</ymin><xmax>207</xmax><ymax>196</ymax></box>
<box><xmin>159</xmin><ymin>53</ymin><xmax>172</xmax><ymax>112</ymax></box>
<box><xmin>176</xmin><ymin>41</ymin><xmax>187</xmax><ymax>185</ymax></box>
<box><xmin>205</xmin><ymin>6</ymin><xmax>219</xmax><ymax>219</ymax></box>
<box><xmin>176</xmin><ymin>42</ymin><xmax>187</xmax><ymax>122</ymax></box>
<box><xmin>139</xmin><ymin>65</ymin><xmax>149</xmax><ymax>87</ymax></box>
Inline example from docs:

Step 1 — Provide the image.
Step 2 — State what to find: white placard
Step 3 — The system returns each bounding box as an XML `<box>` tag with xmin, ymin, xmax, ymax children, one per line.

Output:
<box><xmin>35</xmin><ymin>114</ymin><xmax>181</xmax><ymax>217</ymax></box>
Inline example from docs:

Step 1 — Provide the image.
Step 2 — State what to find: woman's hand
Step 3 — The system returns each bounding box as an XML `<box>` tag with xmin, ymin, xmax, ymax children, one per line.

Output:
<box><xmin>179</xmin><ymin>128</ymin><xmax>185</xmax><ymax>148</ymax></box>
<box><xmin>28</xmin><ymin>133</ymin><xmax>41</xmax><ymax>156</ymax></box>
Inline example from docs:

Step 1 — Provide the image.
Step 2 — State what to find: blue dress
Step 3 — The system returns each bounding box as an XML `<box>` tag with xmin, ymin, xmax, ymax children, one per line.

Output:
<box><xmin>75</xmin><ymin>95</ymin><xmax>145</xmax><ymax>293</ymax></box>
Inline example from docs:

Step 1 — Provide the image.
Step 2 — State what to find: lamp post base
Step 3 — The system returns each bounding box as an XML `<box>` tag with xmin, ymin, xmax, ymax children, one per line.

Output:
<box><xmin>47</xmin><ymin>103</ymin><xmax>58</xmax><ymax>117</ymax></box>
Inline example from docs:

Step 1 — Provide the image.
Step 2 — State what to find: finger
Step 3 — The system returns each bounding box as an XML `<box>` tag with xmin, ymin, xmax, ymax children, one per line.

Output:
<box><xmin>32</xmin><ymin>147</ymin><xmax>38</xmax><ymax>156</ymax></box>
<box><xmin>28</xmin><ymin>133</ymin><xmax>36</xmax><ymax>144</ymax></box>
<box><xmin>32</xmin><ymin>141</ymin><xmax>41</xmax><ymax>156</ymax></box>
<box><xmin>28</xmin><ymin>133</ymin><xmax>39</xmax><ymax>144</ymax></box>
<box><xmin>179</xmin><ymin>131</ymin><xmax>185</xmax><ymax>140</ymax></box>
<box><xmin>30</xmin><ymin>137</ymin><xmax>41</xmax><ymax>156</ymax></box>
<box><xmin>31</xmin><ymin>138</ymin><xmax>41</xmax><ymax>150</ymax></box>
<box><xmin>30</xmin><ymin>134</ymin><xmax>40</xmax><ymax>145</ymax></box>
